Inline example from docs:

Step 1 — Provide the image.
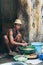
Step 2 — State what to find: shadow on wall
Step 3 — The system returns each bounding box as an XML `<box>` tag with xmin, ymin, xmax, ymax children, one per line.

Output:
<box><xmin>18</xmin><ymin>0</ymin><xmax>29</xmax><ymax>42</ymax></box>
<box><xmin>0</xmin><ymin>0</ymin><xmax>18</xmax><ymax>53</ymax></box>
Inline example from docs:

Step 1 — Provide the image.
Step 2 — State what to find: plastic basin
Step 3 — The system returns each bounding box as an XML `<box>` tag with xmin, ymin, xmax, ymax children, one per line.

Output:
<box><xmin>31</xmin><ymin>42</ymin><xmax>42</xmax><ymax>54</ymax></box>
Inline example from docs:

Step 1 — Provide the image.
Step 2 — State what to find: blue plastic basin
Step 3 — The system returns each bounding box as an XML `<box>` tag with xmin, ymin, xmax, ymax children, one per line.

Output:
<box><xmin>31</xmin><ymin>42</ymin><xmax>42</xmax><ymax>54</ymax></box>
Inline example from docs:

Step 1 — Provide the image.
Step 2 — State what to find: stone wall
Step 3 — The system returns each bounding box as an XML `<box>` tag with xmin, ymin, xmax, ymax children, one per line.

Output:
<box><xmin>17</xmin><ymin>0</ymin><xmax>43</xmax><ymax>42</ymax></box>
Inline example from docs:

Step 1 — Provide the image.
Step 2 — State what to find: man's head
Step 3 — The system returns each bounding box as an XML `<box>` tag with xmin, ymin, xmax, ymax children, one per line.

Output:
<box><xmin>14</xmin><ymin>19</ymin><xmax>22</xmax><ymax>30</ymax></box>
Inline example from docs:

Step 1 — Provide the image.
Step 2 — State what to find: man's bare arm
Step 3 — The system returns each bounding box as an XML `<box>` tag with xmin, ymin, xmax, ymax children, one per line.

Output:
<box><xmin>9</xmin><ymin>29</ymin><xmax>23</xmax><ymax>46</ymax></box>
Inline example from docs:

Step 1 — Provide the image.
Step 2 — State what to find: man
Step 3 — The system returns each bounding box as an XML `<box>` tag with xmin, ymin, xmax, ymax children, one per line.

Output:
<box><xmin>4</xmin><ymin>19</ymin><xmax>27</xmax><ymax>54</ymax></box>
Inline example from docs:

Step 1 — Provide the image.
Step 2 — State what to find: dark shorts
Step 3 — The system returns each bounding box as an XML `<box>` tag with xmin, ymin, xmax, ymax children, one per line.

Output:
<box><xmin>11</xmin><ymin>46</ymin><xmax>23</xmax><ymax>54</ymax></box>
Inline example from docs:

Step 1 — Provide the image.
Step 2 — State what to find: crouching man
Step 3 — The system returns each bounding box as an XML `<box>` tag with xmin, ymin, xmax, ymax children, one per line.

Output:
<box><xmin>4</xmin><ymin>19</ymin><xmax>27</xmax><ymax>55</ymax></box>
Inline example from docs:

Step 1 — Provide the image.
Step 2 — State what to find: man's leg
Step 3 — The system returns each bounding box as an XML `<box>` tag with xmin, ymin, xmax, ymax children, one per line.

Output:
<box><xmin>3</xmin><ymin>35</ymin><xmax>12</xmax><ymax>53</ymax></box>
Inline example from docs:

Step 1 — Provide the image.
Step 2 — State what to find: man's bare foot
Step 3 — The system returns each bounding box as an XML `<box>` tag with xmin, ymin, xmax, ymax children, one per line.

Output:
<box><xmin>8</xmin><ymin>50</ymin><xmax>14</xmax><ymax>55</ymax></box>
<box><xmin>0</xmin><ymin>53</ymin><xmax>7</xmax><ymax>58</ymax></box>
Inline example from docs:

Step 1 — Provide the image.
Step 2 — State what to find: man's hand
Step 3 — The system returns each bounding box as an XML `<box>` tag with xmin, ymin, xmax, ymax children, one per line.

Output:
<box><xmin>21</xmin><ymin>43</ymin><xmax>27</xmax><ymax>47</ymax></box>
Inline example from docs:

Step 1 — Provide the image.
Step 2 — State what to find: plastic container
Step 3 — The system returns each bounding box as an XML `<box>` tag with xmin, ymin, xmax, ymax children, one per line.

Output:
<box><xmin>38</xmin><ymin>54</ymin><xmax>43</xmax><ymax>60</ymax></box>
<box><xmin>31</xmin><ymin>42</ymin><xmax>42</xmax><ymax>54</ymax></box>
